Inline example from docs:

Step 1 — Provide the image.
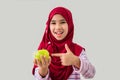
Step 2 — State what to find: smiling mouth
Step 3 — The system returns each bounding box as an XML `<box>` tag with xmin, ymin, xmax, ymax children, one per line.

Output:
<box><xmin>54</xmin><ymin>31</ymin><xmax>63</xmax><ymax>34</ymax></box>
<box><xmin>54</xmin><ymin>31</ymin><xmax>64</xmax><ymax>36</ymax></box>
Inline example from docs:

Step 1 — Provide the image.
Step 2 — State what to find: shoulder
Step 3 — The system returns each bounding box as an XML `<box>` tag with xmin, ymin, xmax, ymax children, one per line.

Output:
<box><xmin>73</xmin><ymin>43</ymin><xmax>85</xmax><ymax>56</ymax></box>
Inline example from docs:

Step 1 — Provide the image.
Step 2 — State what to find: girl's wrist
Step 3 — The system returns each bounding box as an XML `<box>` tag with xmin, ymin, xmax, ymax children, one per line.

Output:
<box><xmin>72</xmin><ymin>56</ymin><xmax>80</xmax><ymax>69</ymax></box>
<box><xmin>38</xmin><ymin>69</ymin><xmax>48</xmax><ymax>78</ymax></box>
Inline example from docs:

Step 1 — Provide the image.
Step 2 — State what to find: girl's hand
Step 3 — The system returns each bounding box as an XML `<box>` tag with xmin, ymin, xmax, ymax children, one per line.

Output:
<box><xmin>52</xmin><ymin>44</ymin><xmax>80</xmax><ymax>68</ymax></box>
<box><xmin>33</xmin><ymin>56</ymin><xmax>51</xmax><ymax>77</ymax></box>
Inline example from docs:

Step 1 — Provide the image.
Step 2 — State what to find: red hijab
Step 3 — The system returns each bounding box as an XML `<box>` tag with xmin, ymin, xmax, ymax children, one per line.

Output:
<box><xmin>32</xmin><ymin>7</ymin><xmax>84</xmax><ymax>80</ymax></box>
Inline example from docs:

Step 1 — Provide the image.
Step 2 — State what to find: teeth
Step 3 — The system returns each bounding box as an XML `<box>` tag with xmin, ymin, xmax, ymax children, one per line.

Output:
<box><xmin>55</xmin><ymin>31</ymin><xmax>63</xmax><ymax>34</ymax></box>
<box><xmin>57</xmin><ymin>32</ymin><xmax>62</xmax><ymax>34</ymax></box>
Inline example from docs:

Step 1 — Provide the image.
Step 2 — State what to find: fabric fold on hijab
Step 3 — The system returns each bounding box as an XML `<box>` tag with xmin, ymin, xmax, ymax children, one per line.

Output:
<box><xmin>32</xmin><ymin>7</ymin><xmax>84</xmax><ymax>80</ymax></box>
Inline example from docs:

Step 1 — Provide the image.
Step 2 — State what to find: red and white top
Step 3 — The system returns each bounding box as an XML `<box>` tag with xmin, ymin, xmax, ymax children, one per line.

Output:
<box><xmin>34</xmin><ymin>50</ymin><xmax>96</xmax><ymax>80</ymax></box>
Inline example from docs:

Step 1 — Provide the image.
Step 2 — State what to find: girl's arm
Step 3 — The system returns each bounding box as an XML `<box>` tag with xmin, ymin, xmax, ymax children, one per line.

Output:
<box><xmin>73</xmin><ymin>50</ymin><xmax>96</xmax><ymax>79</ymax></box>
<box><xmin>34</xmin><ymin>67</ymin><xmax>50</xmax><ymax>80</ymax></box>
<box><xmin>33</xmin><ymin>56</ymin><xmax>51</xmax><ymax>80</ymax></box>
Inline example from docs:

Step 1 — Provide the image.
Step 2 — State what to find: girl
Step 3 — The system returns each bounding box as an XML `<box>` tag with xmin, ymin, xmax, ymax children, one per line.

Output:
<box><xmin>32</xmin><ymin>6</ymin><xmax>95</xmax><ymax>80</ymax></box>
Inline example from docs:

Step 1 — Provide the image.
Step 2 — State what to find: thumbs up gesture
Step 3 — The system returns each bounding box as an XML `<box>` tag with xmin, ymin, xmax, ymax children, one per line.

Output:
<box><xmin>52</xmin><ymin>44</ymin><xmax>80</xmax><ymax>68</ymax></box>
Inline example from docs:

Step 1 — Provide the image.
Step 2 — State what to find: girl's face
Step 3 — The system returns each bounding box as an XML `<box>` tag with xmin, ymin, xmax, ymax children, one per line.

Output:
<box><xmin>50</xmin><ymin>14</ymin><xmax>68</xmax><ymax>40</ymax></box>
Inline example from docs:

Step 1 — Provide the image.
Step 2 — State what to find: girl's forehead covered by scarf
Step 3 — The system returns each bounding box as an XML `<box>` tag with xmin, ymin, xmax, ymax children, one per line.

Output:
<box><xmin>46</xmin><ymin>7</ymin><xmax>74</xmax><ymax>42</ymax></box>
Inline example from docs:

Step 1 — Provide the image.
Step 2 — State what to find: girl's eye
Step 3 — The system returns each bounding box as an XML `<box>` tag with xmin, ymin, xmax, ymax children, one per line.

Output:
<box><xmin>60</xmin><ymin>22</ymin><xmax>66</xmax><ymax>24</ymax></box>
<box><xmin>51</xmin><ymin>22</ymin><xmax>56</xmax><ymax>24</ymax></box>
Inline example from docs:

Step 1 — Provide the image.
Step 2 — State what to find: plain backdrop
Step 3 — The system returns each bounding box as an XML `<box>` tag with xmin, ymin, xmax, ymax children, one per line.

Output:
<box><xmin>0</xmin><ymin>0</ymin><xmax>120</xmax><ymax>80</ymax></box>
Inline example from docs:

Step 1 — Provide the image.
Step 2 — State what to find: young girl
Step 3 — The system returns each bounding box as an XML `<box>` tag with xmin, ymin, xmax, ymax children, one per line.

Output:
<box><xmin>32</xmin><ymin>6</ymin><xmax>96</xmax><ymax>80</ymax></box>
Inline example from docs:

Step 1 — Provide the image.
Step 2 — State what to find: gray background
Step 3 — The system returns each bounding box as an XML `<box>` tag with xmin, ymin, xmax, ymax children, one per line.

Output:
<box><xmin>0</xmin><ymin>0</ymin><xmax>120</xmax><ymax>80</ymax></box>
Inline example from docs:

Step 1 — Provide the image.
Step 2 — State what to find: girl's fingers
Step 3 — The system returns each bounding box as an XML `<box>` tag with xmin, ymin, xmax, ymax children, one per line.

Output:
<box><xmin>41</xmin><ymin>56</ymin><xmax>46</xmax><ymax>65</ymax></box>
<box><xmin>52</xmin><ymin>53</ymin><xmax>63</xmax><ymax>57</ymax></box>
<box><xmin>35</xmin><ymin>56</ymin><xmax>51</xmax><ymax>67</ymax></box>
<box><xmin>33</xmin><ymin>59</ymin><xmax>37</xmax><ymax>65</ymax></box>
<box><xmin>44</xmin><ymin>56</ymin><xmax>48</xmax><ymax>65</ymax></box>
<box><xmin>37</xmin><ymin>59</ymin><xmax>42</xmax><ymax>66</ymax></box>
<box><xmin>48</xmin><ymin>57</ymin><xmax>51</xmax><ymax>65</ymax></box>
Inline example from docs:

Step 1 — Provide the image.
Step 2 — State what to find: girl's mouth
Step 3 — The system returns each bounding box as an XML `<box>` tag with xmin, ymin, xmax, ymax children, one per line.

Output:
<box><xmin>54</xmin><ymin>31</ymin><xmax>64</xmax><ymax>37</ymax></box>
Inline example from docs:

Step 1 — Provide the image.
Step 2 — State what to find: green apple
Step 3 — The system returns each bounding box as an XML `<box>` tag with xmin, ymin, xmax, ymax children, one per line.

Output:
<box><xmin>34</xmin><ymin>49</ymin><xmax>50</xmax><ymax>61</ymax></box>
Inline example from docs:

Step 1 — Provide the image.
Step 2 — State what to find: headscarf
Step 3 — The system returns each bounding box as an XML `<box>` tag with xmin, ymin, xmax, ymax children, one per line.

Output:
<box><xmin>32</xmin><ymin>7</ymin><xmax>84</xmax><ymax>80</ymax></box>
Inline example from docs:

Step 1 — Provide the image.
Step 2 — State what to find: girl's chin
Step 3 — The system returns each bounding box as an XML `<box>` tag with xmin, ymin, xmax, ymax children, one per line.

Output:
<box><xmin>55</xmin><ymin>37</ymin><xmax>64</xmax><ymax>40</ymax></box>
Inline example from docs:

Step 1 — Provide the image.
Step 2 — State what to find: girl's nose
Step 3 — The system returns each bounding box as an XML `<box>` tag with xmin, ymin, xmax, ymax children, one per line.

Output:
<box><xmin>56</xmin><ymin>23</ymin><xmax>61</xmax><ymax>30</ymax></box>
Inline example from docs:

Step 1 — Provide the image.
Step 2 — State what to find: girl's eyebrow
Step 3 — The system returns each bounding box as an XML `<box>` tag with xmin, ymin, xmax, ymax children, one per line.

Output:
<box><xmin>60</xmin><ymin>19</ymin><xmax>66</xmax><ymax>22</ymax></box>
<box><xmin>51</xmin><ymin>20</ymin><xmax>56</xmax><ymax>22</ymax></box>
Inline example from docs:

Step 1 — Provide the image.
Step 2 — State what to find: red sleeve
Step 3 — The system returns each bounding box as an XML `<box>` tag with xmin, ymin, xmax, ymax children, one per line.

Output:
<box><xmin>32</xmin><ymin>64</ymin><xmax>38</xmax><ymax>75</ymax></box>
